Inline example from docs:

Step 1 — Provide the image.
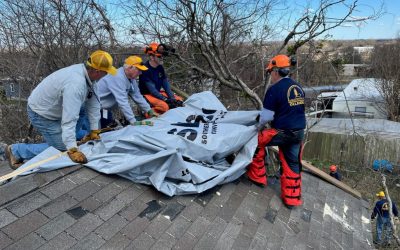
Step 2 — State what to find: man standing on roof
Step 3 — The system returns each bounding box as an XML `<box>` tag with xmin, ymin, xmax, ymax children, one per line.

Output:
<box><xmin>5</xmin><ymin>50</ymin><xmax>117</xmax><ymax>168</ymax></box>
<box><xmin>98</xmin><ymin>55</ymin><xmax>158</xmax><ymax>128</ymax></box>
<box><xmin>371</xmin><ymin>191</ymin><xmax>399</xmax><ymax>245</ymax></box>
<box><xmin>139</xmin><ymin>42</ymin><xmax>183</xmax><ymax>114</ymax></box>
<box><xmin>247</xmin><ymin>54</ymin><xmax>305</xmax><ymax>209</ymax></box>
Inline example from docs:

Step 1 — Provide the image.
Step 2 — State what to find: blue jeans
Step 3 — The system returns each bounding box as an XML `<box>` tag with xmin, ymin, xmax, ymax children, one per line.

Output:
<box><xmin>11</xmin><ymin>106</ymin><xmax>86</xmax><ymax>161</ymax></box>
<box><xmin>266</xmin><ymin>129</ymin><xmax>304</xmax><ymax>174</ymax></box>
<box><xmin>376</xmin><ymin>216</ymin><xmax>392</xmax><ymax>244</ymax></box>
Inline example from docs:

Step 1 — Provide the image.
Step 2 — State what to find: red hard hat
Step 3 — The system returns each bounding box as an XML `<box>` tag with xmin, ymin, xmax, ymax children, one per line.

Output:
<box><xmin>266</xmin><ymin>54</ymin><xmax>291</xmax><ymax>72</ymax></box>
<box><xmin>329</xmin><ymin>165</ymin><xmax>337</xmax><ymax>172</ymax></box>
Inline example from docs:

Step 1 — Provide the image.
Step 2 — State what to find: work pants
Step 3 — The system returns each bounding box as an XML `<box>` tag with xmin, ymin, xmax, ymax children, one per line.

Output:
<box><xmin>144</xmin><ymin>91</ymin><xmax>183</xmax><ymax>114</ymax></box>
<box><xmin>247</xmin><ymin>128</ymin><xmax>304</xmax><ymax>206</ymax></box>
<box><xmin>11</xmin><ymin>106</ymin><xmax>87</xmax><ymax>162</ymax></box>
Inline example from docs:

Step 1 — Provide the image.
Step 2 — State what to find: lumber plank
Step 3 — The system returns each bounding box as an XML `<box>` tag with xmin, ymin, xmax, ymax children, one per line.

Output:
<box><xmin>270</xmin><ymin>146</ymin><xmax>361</xmax><ymax>199</ymax></box>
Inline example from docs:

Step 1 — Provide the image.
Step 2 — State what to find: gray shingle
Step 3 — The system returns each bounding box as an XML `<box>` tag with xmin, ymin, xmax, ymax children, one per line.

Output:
<box><xmin>4</xmin><ymin>232</ymin><xmax>46</xmax><ymax>250</ymax></box>
<box><xmin>37</xmin><ymin>232</ymin><xmax>78</xmax><ymax>250</ymax></box>
<box><xmin>2</xmin><ymin>210</ymin><xmax>48</xmax><ymax>241</ymax></box>
<box><xmin>0</xmin><ymin>231</ymin><xmax>13</xmax><ymax>249</ymax></box>
<box><xmin>194</xmin><ymin>216</ymin><xmax>227</xmax><ymax>249</ymax></box>
<box><xmin>213</xmin><ymin>221</ymin><xmax>242</xmax><ymax>250</ymax></box>
<box><xmin>145</xmin><ymin>215</ymin><xmax>172</xmax><ymax>239</ymax></box>
<box><xmin>6</xmin><ymin>192</ymin><xmax>50</xmax><ymax>217</ymax></box>
<box><xmin>39</xmin><ymin>194</ymin><xmax>79</xmax><ymax>219</ymax></box>
<box><xmin>120</xmin><ymin>216</ymin><xmax>150</xmax><ymax>240</ymax></box>
<box><xmin>36</xmin><ymin>212</ymin><xmax>76</xmax><ymax>240</ymax></box>
<box><xmin>0</xmin><ymin>175</ymin><xmax>39</xmax><ymax>206</ymax></box>
<box><xmin>98</xmin><ymin>232</ymin><xmax>131</xmax><ymax>250</ymax></box>
<box><xmin>40</xmin><ymin>178</ymin><xmax>78</xmax><ymax>200</ymax></box>
<box><xmin>69</xmin><ymin>233</ymin><xmax>106</xmax><ymax>250</ymax></box>
<box><xmin>150</xmin><ymin>232</ymin><xmax>176</xmax><ymax>250</ymax></box>
<box><xmin>129</xmin><ymin>232</ymin><xmax>155</xmax><ymax>250</ymax></box>
<box><xmin>165</xmin><ymin>216</ymin><xmax>191</xmax><ymax>239</ymax></box>
<box><xmin>68</xmin><ymin>180</ymin><xmax>103</xmax><ymax>201</ymax></box>
<box><xmin>95</xmin><ymin>198</ymin><xmax>127</xmax><ymax>221</ymax></box>
<box><xmin>0</xmin><ymin>209</ymin><xmax>18</xmax><ymax>228</ymax></box>
<box><xmin>94</xmin><ymin>214</ymin><xmax>128</xmax><ymax>240</ymax></box>
<box><xmin>65</xmin><ymin>213</ymin><xmax>103</xmax><ymax>240</ymax></box>
<box><xmin>119</xmin><ymin>198</ymin><xmax>148</xmax><ymax>221</ymax></box>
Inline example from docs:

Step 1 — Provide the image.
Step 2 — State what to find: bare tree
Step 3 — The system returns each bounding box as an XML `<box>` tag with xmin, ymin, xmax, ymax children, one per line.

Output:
<box><xmin>370</xmin><ymin>40</ymin><xmax>400</xmax><ymax>122</ymax></box>
<box><xmin>118</xmin><ymin>0</ymin><xmax>382</xmax><ymax>109</ymax></box>
<box><xmin>0</xmin><ymin>0</ymin><xmax>114</xmax><ymax>142</ymax></box>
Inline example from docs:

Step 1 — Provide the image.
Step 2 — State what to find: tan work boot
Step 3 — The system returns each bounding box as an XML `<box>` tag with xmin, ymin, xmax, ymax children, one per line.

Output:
<box><xmin>5</xmin><ymin>145</ymin><xmax>23</xmax><ymax>170</ymax></box>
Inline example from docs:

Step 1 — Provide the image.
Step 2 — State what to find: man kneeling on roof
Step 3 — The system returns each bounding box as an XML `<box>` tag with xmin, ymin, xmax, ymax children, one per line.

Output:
<box><xmin>97</xmin><ymin>55</ymin><xmax>159</xmax><ymax>128</ymax></box>
<box><xmin>247</xmin><ymin>54</ymin><xmax>305</xmax><ymax>209</ymax></box>
<box><xmin>5</xmin><ymin>50</ymin><xmax>117</xmax><ymax>169</ymax></box>
<box><xmin>139</xmin><ymin>42</ymin><xmax>184</xmax><ymax>114</ymax></box>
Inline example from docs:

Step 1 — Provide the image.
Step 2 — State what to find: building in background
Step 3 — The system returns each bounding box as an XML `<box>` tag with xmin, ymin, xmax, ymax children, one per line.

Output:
<box><xmin>332</xmin><ymin>78</ymin><xmax>386</xmax><ymax>119</ymax></box>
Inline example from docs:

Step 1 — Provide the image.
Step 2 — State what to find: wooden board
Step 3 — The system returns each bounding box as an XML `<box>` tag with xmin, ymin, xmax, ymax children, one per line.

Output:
<box><xmin>0</xmin><ymin>151</ymin><xmax>67</xmax><ymax>183</ymax></box>
<box><xmin>270</xmin><ymin>146</ymin><xmax>362</xmax><ymax>199</ymax></box>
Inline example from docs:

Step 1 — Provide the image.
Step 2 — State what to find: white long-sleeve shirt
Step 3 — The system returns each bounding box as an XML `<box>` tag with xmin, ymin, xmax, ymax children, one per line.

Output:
<box><xmin>28</xmin><ymin>64</ymin><xmax>100</xmax><ymax>149</ymax></box>
<box><xmin>98</xmin><ymin>67</ymin><xmax>151</xmax><ymax>123</ymax></box>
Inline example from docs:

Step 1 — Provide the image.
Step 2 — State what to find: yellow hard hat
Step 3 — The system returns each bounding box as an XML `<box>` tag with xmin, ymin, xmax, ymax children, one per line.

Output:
<box><xmin>376</xmin><ymin>191</ymin><xmax>385</xmax><ymax>197</ymax></box>
<box><xmin>86</xmin><ymin>50</ymin><xmax>117</xmax><ymax>75</ymax></box>
<box><xmin>125</xmin><ymin>56</ymin><xmax>148</xmax><ymax>71</ymax></box>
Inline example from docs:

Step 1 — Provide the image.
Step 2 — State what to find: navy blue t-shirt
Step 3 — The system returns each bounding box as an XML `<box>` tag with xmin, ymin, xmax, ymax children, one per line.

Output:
<box><xmin>371</xmin><ymin>199</ymin><xmax>399</xmax><ymax>218</ymax></box>
<box><xmin>138</xmin><ymin>61</ymin><xmax>174</xmax><ymax>100</ymax></box>
<box><xmin>263</xmin><ymin>77</ymin><xmax>306</xmax><ymax>130</ymax></box>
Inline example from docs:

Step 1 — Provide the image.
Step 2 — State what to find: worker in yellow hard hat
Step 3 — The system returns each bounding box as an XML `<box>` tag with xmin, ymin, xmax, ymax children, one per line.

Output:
<box><xmin>5</xmin><ymin>50</ymin><xmax>117</xmax><ymax>168</ymax></box>
<box><xmin>371</xmin><ymin>191</ymin><xmax>399</xmax><ymax>245</ymax></box>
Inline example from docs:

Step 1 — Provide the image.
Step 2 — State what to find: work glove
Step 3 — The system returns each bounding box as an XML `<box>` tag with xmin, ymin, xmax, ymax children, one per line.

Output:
<box><xmin>67</xmin><ymin>147</ymin><xmax>88</xmax><ymax>164</ymax></box>
<box><xmin>80</xmin><ymin>129</ymin><xmax>101</xmax><ymax>143</ymax></box>
<box><xmin>174</xmin><ymin>100</ymin><xmax>184</xmax><ymax>107</ymax></box>
<box><xmin>131</xmin><ymin>121</ymin><xmax>154</xmax><ymax>126</ymax></box>
<box><xmin>144</xmin><ymin>109</ymin><xmax>159</xmax><ymax>119</ymax></box>
<box><xmin>165</xmin><ymin>98</ymin><xmax>177</xmax><ymax>109</ymax></box>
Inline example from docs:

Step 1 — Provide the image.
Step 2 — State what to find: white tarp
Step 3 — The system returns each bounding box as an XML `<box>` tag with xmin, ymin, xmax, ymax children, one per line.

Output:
<box><xmin>16</xmin><ymin>91</ymin><xmax>259</xmax><ymax>196</ymax></box>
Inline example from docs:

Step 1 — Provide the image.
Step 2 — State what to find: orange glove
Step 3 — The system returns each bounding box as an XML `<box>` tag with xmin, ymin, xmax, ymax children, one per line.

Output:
<box><xmin>67</xmin><ymin>147</ymin><xmax>88</xmax><ymax>163</ymax></box>
<box><xmin>80</xmin><ymin>129</ymin><xmax>101</xmax><ymax>143</ymax></box>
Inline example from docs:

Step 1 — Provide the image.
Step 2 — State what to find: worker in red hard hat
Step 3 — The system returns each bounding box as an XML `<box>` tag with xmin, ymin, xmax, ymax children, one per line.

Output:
<box><xmin>329</xmin><ymin>165</ymin><xmax>342</xmax><ymax>181</ymax></box>
<box><xmin>246</xmin><ymin>54</ymin><xmax>305</xmax><ymax>209</ymax></box>
<box><xmin>139</xmin><ymin>42</ymin><xmax>183</xmax><ymax>114</ymax></box>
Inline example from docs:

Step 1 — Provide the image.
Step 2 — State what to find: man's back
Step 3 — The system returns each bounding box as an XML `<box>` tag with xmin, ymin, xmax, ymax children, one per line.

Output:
<box><xmin>263</xmin><ymin>77</ymin><xmax>306</xmax><ymax>130</ymax></box>
<box><xmin>28</xmin><ymin>64</ymin><xmax>88</xmax><ymax>120</ymax></box>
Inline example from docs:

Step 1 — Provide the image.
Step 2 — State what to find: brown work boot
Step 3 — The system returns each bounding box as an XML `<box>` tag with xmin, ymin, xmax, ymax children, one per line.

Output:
<box><xmin>5</xmin><ymin>145</ymin><xmax>23</xmax><ymax>170</ymax></box>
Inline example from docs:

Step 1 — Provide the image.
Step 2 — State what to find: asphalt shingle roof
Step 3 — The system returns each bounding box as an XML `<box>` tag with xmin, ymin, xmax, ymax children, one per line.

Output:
<box><xmin>0</xmin><ymin>162</ymin><xmax>374</xmax><ymax>249</ymax></box>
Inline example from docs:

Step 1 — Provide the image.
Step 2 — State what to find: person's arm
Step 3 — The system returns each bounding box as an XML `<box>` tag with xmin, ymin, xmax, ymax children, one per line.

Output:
<box><xmin>61</xmin><ymin>84</ymin><xmax>85</xmax><ymax>149</ymax></box>
<box><xmin>107</xmin><ymin>77</ymin><xmax>136</xmax><ymax>123</ymax></box>
<box><xmin>129</xmin><ymin>79</ymin><xmax>151</xmax><ymax>112</ymax></box>
<box><xmin>162</xmin><ymin>78</ymin><xmax>175</xmax><ymax>99</ymax></box>
<box><xmin>145</xmin><ymin>81</ymin><xmax>166</xmax><ymax>100</ymax></box>
<box><xmin>258</xmin><ymin>108</ymin><xmax>275</xmax><ymax>128</ymax></box>
<box><xmin>371</xmin><ymin>203</ymin><xmax>378</xmax><ymax>219</ymax></box>
<box><xmin>257</xmin><ymin>87</ymin><xmax>277</xmax><ymax>128</ymax></box>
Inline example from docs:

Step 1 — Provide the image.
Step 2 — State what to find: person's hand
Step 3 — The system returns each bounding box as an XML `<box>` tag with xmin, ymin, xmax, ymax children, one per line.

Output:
<box><xmin>394</xmin><ymin>217</ymin><xmax>399</xmax><ymax>224</ymax></box>
<box><xmin>174</xmin><ymin>100</ymin><xmax>184</xmax><ymax>107</ymax></box>
<box><xmin>131</xmin><ymin>121</ymin><xmax>154</xmax><ymax>126</ymax></box>
<box><xmin>145</xmin><ymin>109</ymin><xmax>159</xmax><ymax>118</ymax></box>
<box><xmin>165</xmin><ymin>98</ymin><xmax>177</xmax><ymax>109</ymax></box>
<box><xmin>80</xmin><ymin>129</ymin><xmax>101</xmax><ymax>143</ymax></box>
<box><xmin>67</xmin><ymin>147</ymin><xmax>88</xmax><ymax>163</ymax></box>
